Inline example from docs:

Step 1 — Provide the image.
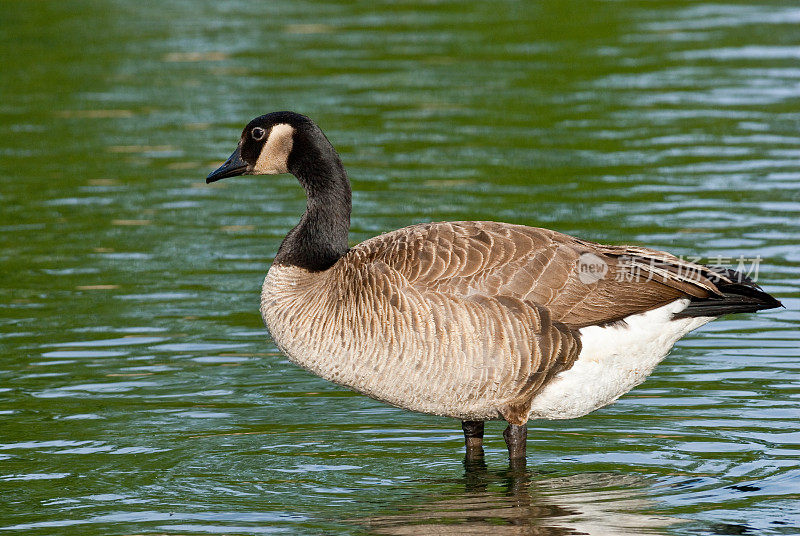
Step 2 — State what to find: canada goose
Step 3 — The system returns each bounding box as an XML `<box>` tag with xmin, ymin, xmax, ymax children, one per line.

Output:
<box><xmin>207</xmin><ymin>111</ymin><xmax>781</xmax><ymax>462</ymax></box>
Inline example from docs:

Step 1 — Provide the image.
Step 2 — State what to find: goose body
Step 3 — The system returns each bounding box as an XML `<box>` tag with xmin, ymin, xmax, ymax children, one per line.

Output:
<box><xmin>208</xmin><ymin>111</ymin><xmax>781</xmax><ymax>461</ymax></box>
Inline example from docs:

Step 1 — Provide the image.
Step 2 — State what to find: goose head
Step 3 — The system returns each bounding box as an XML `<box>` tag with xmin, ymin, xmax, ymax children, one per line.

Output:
<box><xmin>207</xmin><ymin>111</ymin><xmax>302</xmax><ymax>182</ymax></box>
<box><xmin>207</xmin><ymin>110</ymin><xmax>350</xmax><ymax>216</ymax></box>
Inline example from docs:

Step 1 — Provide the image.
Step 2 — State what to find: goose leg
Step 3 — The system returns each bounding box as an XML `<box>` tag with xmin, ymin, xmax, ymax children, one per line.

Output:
<box><xmin>461</xmin><ymin>420</ymin><xmax>484</xmax><ymax>461</ymax></box>
<box><xmin>503</xmin><ymin>423</ymin><xmax>527</xmax><ymax>461</ymax></box>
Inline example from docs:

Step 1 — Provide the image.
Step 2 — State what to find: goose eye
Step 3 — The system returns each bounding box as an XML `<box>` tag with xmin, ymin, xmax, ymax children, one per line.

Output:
<box><xmin>251</xmin><ymin>127</ymin><xmax>266</xmax><ymax>141</ymax></box>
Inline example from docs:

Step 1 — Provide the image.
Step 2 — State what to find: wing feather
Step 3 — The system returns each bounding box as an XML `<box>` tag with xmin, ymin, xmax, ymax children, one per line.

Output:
<box><xmin>352</xmin><ymin>221</ymin><xmax>725</xmax><ymax>329</ymax></box>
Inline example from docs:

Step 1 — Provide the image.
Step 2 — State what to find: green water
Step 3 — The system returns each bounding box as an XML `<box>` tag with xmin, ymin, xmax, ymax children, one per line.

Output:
<box><xmin>1</xmin><ymin>1</ymin><xmax>798</xmax><ymax>534</ymax></box>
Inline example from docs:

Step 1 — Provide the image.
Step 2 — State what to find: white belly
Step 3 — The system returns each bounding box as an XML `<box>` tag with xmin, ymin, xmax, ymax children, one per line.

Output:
<box><xmin>528</xmin><ymin>299</ymin><xmax>713</xmax><ymax>420</ymax></box>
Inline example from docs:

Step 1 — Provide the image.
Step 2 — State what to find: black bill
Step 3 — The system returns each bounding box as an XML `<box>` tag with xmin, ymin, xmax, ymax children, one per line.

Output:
<box><xmin>207</xmin><ymin>146</ymin><xmax>248</xmax><ymax>183</ymax></box>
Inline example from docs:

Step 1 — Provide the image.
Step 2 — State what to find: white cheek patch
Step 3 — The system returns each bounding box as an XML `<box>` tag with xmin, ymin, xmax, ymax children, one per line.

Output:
<box><xmin>254</xmin><ymin>123</ymin><xmax>295</xmax><ymax>174</ymax></box>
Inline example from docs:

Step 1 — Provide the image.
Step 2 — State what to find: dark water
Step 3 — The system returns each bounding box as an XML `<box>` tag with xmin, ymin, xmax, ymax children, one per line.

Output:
<box><xmin>1</xmin><ymin>1</ymin><xmax>798</xmax><ymax>534</ymax></box>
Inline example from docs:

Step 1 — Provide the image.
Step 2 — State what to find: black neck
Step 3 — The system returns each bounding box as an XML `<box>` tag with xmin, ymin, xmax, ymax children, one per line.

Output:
<box><xmin>273</xmin><ymin>130</ymin><xmax>351</xmax><ymax>272</ymax></box>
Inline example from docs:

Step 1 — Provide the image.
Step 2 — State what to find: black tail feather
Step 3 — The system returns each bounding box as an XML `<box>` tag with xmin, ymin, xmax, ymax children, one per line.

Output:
<box><xmin>674</xmin><ymin>267</ymin><xmax>782</xmax><ymax>318</ymax></box>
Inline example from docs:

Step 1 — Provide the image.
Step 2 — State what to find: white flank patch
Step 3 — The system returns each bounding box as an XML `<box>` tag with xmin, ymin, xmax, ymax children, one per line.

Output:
<box><xmin>528</xmin><ymin>299</ymin><xmax>713</xmax><ymax>420</ymax></box>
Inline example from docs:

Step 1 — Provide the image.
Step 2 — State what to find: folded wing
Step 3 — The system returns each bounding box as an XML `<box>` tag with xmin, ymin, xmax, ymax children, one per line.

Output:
<box><xmin>354</xmin><ymin>220</ymin><xmax>728</xmax><ymax>329</ymax></box>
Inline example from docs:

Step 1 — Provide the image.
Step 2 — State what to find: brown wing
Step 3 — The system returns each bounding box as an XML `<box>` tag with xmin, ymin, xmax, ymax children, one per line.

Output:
<box><xmin>350</xmin><ymin>221</ymin><xmax>727</xmax><ymax>329</ymax></box>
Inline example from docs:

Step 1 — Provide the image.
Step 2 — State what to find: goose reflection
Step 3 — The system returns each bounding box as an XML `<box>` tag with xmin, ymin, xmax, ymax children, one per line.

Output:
<box><xmin>360</xmin><ymin>459</ymin><xmax>678</xmax><ymax>536</ymax></box>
